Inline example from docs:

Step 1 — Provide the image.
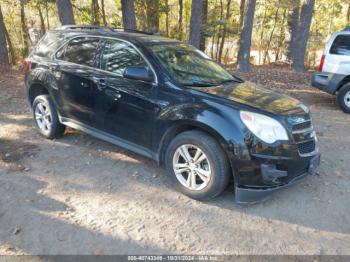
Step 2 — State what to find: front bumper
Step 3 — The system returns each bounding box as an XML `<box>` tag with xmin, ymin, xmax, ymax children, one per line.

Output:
<box><xmin>234</xmin><ymin>153</ymin><xmax>320</xmax><ymax>203</ymax></box>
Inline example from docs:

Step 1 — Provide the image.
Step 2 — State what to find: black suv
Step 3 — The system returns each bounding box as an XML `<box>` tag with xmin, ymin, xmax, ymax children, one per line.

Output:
<box><xmin>24</xmin><ymin>26</ymin><xmax>320</xmax><ymax>203</ymax></box>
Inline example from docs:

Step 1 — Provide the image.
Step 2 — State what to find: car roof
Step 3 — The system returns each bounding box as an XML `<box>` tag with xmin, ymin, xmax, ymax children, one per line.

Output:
<box><xmin>48</xmin><ymin>27</ymin><xmax>181</xmax><ymax>46</ymax></box>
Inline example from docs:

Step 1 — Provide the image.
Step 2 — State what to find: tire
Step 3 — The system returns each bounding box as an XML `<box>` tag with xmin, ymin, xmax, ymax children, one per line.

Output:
<box><xmin>165</xmin><ymin>130</ymin><xmax>231</xmax><ymax>200</ymax></box>
<box><xmin>337</xmin><ymin>83</ymin><xmax>350</xmax><ymax>114</ymax></box>
<box><xmin>32</xmin><ymin>95</ymin><xmax>65</xmax><ymax>139</ymax></box>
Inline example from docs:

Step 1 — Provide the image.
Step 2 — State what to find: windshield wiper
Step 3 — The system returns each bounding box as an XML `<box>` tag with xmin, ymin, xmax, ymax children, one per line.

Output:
<box><xmin>184</xmin><ymin>81</ymin><xmax>216</xmax><ymax>87</ymax></box>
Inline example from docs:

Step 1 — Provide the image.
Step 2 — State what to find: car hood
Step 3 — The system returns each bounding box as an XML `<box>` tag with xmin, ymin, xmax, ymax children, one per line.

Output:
<box><xmin>192</xmin><ymin>81</ymin><xmax>306</xmax><ymax>116</ymax></box>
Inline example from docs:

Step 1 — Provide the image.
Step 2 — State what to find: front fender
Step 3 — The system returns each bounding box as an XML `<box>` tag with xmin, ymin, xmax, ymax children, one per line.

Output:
<box><xmin>154</xmin><ymin>101</ymin><xmax>250</xmax><ymax>166</ymax></box>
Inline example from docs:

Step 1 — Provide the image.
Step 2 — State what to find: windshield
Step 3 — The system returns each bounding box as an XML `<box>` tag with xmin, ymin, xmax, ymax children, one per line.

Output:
<box><xmin>149</xmin><ymin>43</ymin><xmax>235</xmax><ymax>86</ymax></box>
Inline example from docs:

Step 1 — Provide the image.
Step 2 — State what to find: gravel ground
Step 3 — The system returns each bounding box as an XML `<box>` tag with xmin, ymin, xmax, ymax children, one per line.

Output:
<box><xmin>0</xmin><ymin>67</ymin><xmax>349</xmax><ymax>255</ymax></box>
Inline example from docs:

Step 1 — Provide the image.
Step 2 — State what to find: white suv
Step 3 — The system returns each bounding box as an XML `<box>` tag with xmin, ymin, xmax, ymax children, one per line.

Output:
<box><xmin>312</xmin><ymin>29</ymin><xmax>350</xmax><ymax>113</ymax></box>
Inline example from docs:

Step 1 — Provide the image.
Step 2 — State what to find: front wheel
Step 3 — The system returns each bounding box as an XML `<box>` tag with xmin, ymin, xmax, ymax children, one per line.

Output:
<box><xmin>165</xmin><ymin>130</ymin><xmax>231</xmax><ymax>200</ymax></box>
<box><xmin>337</xmin><ymin>83</ymin><xmax>350</xmax><ymax>114</ymax></box>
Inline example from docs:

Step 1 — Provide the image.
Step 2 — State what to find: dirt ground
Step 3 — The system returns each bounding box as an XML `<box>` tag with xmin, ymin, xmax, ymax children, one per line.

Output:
<box><xmin>0</xmin><ymin>66</ymin><xmax>349</xmax><ymax>255</ymax></box>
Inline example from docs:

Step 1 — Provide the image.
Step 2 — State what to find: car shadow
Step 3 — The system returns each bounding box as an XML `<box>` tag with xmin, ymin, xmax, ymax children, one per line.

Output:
<box><xmin>0</xmin><ymin>171</ymin><xmax>169</xmax><ymax>255</ymax></box>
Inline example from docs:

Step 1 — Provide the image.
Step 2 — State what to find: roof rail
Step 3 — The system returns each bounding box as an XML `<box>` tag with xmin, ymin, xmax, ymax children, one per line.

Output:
<box><xmin>60</xmin><ymin>25</ymin><xmax>158</xmax><ymax>35</ymax></box>
<box><xmin>112</xmin><ymin>27</ymin><xmax>156</xmax><ymax>35</ymax></box>
<box><xmin>60</xmin><ymin>25</ymin><xmax>113</xmax><ymax>31</ymax></box>
<box><xmin>342</xmin><ymin>26</ymin><xmax>350</xmax><ymax>31</ymax></box>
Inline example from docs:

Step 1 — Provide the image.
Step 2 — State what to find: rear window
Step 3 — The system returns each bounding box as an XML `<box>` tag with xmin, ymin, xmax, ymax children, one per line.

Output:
<box><xmin>34</xmin><ymin>32</ymin><xmax>63</xmax><ymax>58</ymax></box>
<box><xmin>330</xmin><ymin>34</ymin><xmax>350</xmax><ymax>55</ymax></box>
<box><xmin>56</xmin><ymin>37</ymin><xmax>100</xmax><ymax>67</ymax></box>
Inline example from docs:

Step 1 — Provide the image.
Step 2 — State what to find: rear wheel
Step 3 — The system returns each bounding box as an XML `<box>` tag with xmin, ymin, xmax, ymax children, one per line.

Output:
<box><xmin>337</xmin><ymin>83</ymin><xmax>350</xmax><ymax>114</ymax></box>
<box><xmin>165</xmin><ymin>130</ymin><xmax>231</xmax><ymax>200</ymax></box>
<box><xmin>32</xmin><ymin>95</ymin><xmax>65</xmax><ymax>139</ymax></box>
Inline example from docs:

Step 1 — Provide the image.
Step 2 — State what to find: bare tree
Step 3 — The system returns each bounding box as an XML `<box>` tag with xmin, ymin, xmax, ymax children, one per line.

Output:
<box><xmin>36</xmin><ymin>2</ymin><xmax>46</xmax><ymax>35</ymax></box>
<box><xmin>178</xmin><ymin>0</ymin><xmax>183</xmax><ymax>40</ymax></box>
<box><xmin>199</xmin><ymin>0</ymin><xmax>208</xmax><ymax>51</ymax></box>
<box><xmin>237</xmin><ymin>0</ymin><xmax>257</xmax><ymax>72</ymax></box>
<box><xmin>91</xmin><ymin>0</ymin><xmax>100</xmax><ymax>25</ymax></box>
<box><xmin>291</xmin><ymin>0</ymin><xmax>315</xmax><ymax>72</ymax></box>
<box><xmin>0</xmin><ymin>4</ymin><xmax>9</xmax><ymax>65</ymax></box>
<box><xmin>20</xmin><ymin>0</ymin><xmax>30</xmax><ymax>57</ymax></box>
<box><xmin>101</xmin><ymin>0</ymin><xmax>107</xmax><ymax>26</ymax></box>
<box><xmin>146</xmin><ymin>0</ymin><xmax>159</xmax><ymax>32</ymax></box>
<box><xmin>218</xmin><ymin>0</ymin><xmax>232</xmax><ymax>63</ymax></box>
<box><xmin>189</xmin><ymin>0</ymin><xmax>204</xmax><ymax>49</ymax></box>
<box><xmin>287</xmin><ymin>0</ymin><xmax>299</xmax><ymax>61</ymax></box>
<box><xmin>56</xmin><ymin>0</ymin><xmax>75</xmax><ymax>25</ymax></box>
<box><xmin>121</xmin><ymin>0</ymin><xmax>137</xmax><ymax>30</ymax></box>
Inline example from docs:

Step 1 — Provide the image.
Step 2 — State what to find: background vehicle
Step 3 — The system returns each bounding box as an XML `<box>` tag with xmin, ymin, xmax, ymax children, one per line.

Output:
<box><xmin>25</xmin><ymin>26</ymin><xmax>320</xmax><ymax>203</ymax></box>
<box><xmin>312</xmin><ymin>27</ymin><xmax>350</xmax><ymax>113</ymax></box>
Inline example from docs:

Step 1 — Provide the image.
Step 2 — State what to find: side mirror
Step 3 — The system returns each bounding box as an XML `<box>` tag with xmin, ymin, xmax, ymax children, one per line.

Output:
<box><xmin>123</xmin><ymin>66</ymin><xmax>154</xmax><ymax>83</ymax></box>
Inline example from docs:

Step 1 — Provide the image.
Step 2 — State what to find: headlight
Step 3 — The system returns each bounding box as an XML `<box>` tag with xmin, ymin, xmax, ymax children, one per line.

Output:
<box><xmin>240</xmin><ymin>111</ymin><xmax>289</xmax><ymax>144</ymax></box>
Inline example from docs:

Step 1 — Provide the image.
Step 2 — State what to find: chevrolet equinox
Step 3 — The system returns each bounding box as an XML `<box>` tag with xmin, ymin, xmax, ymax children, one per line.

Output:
<box><xmin>24</xmin><ymin>26</ymin><xmax>320</xmax><ymax>203</ymax></box>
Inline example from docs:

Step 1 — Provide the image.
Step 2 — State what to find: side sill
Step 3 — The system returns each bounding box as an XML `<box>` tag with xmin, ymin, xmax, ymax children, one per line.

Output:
<box><xmin>59</xmin><ymin>116</ymin><xmax>159</xmax><ymax>162</ymax></box>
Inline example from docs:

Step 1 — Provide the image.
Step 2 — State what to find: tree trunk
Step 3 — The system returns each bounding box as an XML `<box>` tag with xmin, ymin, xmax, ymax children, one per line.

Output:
<box><xmin>165</xmin><ymin>0</ymin><xmax>169</xmax><ymax>36</ymax></box>
<box><xmin>4</xmin><ymin>25</ymin><xmax>15</xmax><ymax>65</ymax></box>
<box><xmin>56</xmin><ymin>0</ymin><xmax>75</xmax><ymax>25</ymax></box>
<box><xmin>237</xmin><ymin>0</ymin><xmax>257</xmax><ymax>72</ymax></box>
<box><xmin>101</xmin><ymin>0</ymin><xmax>108</xmax><ymax>26</ymax></box>
<box><xmin>37</xmin><ymin>3</ymin><xmax>46</xmax><ymax>35</ymax></box>
<box><xmin>215</xmin><ymin>0</ymin><xmax>224</xmax><ymax>60</ymax></box>
<box><xmin>347</xmin><ymin>3</ymin><xmax>350</xmax><ymax>23</ymax></box>
<box><xmin>287</xmin><ymin>0</ymin><xmax>299</xmax><ymax>61</ymax></box>
<box><xmin>45</xmin><ymin>1</ymin><xmax>50</xmax><ymax>29</ymax></box>
<box><xmin>199</xmin><ymin>0</ymin><xmax>208</xmax><ymax>51</ymax></box>
<box><xmin>218</xmin><ymin>0</ymin><xmax>232</xmax><ymax>63</ymax></box>
<box><xmin>0</xmin><ymin>4</ymin><xmax>9</xmax><ymax>65</ymax></box>
<box><xmin>146</xmin><ymin>0</ymin><xmax>159</xmax><ymax>32</ymax></box>
<box><xmin>237</xmin><ymin>0</ymin><xmax>245</xmax><ymax>58</ymax></box>
<box><xmin>20</xmin><ymin>0</ymin><xmax>30</xmax><ymax>58</ymax></box>
<box><xmin>121</xmin><ymin>0</ymin><xmax>137</xmax><ymax>30</ymax></box>
<box><xmin>178</xmin><ymin>0</ymin><xmax>183</xmax><ymax>40</ymax></box>
<box><xmin>291</xmin><ymin>0</ymin><xmax>315</xmax><ymax>72</ymax></box>
<box><xmin>263</xmin><ymin>7</ymin><xmax>279</xmax><ymax>64</ymax></box>
<box><xmin>91</xmin><ymin>0</ymin><xmax>100</xmax><ymax>25</ymax></box>
<box><xmin>189</xmin><ymin>0</ymin><xmax>204</xmax><ymax>49</ymax></box>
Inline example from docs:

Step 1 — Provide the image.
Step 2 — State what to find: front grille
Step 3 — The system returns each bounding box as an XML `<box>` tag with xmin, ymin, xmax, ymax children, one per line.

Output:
<box><xmin>291</xmin><ymin>118</ymin><xmax>316</xmax><ymax>155</ymax></box>
<box><xmin>292</xmin><ymin>120</ymin><xmax>312</xmax><ymax>132</ymax></box>
<box><xmin>297</xmin><ymin>140</ymin><xmax>316</xmax><ymax>155</ymax></box>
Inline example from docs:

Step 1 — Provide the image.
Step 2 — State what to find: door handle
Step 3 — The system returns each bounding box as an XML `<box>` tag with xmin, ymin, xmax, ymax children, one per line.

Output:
<box><xmin>99</xmin><ymin>78</ymin><xmax>106</xmax><ymax>87</ymax></box>
<box><xmin>93</xmin><ymin>78</ymin><xmax>107</xmax><ymax>91</ymax></box>
<box><xmin>105</xmin><ymin>90</ymin><xmax>122</xmax><ymax>101</ymax></box>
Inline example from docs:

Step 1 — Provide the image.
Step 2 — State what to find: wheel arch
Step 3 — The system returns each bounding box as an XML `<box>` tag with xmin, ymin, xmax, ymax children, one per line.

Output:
<box><xmin>336</xmin><ymin>75</ymin><xmax>350</xmax><ymax>93</ymax></box>
<box><xmin>157</xmin><ymin>120</ymin><xmax>237</xmax><ymax>180</ymax></box>
<box><xmin>28</xmin><ymin>82</ymin><xmax>50</xmax><ymax>106</ymax></box>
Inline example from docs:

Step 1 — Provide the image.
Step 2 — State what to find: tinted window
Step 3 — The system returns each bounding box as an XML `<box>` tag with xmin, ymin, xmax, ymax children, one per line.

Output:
<box><xmin>330</xmin><ymin>35</ymin><xmax>350</xmax><ymax>55</ymax></box>
<box><xmin>34</xmin><ymin>32</ymin><xmax>63</xmax><ymax>57</ymax></box>
<box><xmin>100</xmin><ymin>39</ymin><xmax>148</xmax><ymax>75</ymax></box>
<box><xmin>58</xmin><ymin>37</ymin><xmax>100</xmax><ymax>67</ymax></box>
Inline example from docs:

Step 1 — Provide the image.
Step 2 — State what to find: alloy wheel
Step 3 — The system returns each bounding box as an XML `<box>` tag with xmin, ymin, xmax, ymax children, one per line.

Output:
<box><xmin>172</xmin><ymin>144</ymin><xmax>211</xmax><ymax>191</ymax></box>
<box><xmin>344</xmin><ymin>90</ymin><xmax>350</xmax><ymax>108</ymax></box>
<box><xmin>34</xmin><ymin>102</ymin><xmax>52</xmax><ymax>132</ymax></box>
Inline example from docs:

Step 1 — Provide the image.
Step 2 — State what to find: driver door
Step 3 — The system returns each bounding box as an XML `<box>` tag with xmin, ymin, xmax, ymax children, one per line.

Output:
<box><xmin>93</xmin><ymin>39</ymin><xmax>158</xmax><ymax>150</ymax></box>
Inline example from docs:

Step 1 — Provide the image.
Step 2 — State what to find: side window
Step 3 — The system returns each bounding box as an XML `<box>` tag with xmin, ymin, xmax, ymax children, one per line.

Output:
<box><xmin>57</xmin><ymin>37</ymin><xmax>100</xmax><ymax>67</ymax></box>
<box><xmin>100</xmin><ymin>39</ymin><xmax>148</xmax><ymax>75</ymax></box>
<box><xmin>330</xmin><ymin>35</ymin><xmax>350</xmax><ymax>55</ymax></box>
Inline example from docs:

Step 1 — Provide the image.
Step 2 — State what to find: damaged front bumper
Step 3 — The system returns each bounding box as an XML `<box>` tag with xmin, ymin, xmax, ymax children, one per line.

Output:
<box><xmin>234</xmin><ymin>153</ymin><xmax>321</xmax><ymax>204</ymax></box>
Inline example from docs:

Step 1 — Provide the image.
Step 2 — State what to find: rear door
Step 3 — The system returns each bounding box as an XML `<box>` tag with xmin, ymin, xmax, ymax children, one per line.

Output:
<box><xmin>54</xmin><ymin>36</ymin><xmax>102</xmax><ymax>125</ymax></box>
<box><xmin>324</xmin><ymin>33</ymin><xmax>350</xmax><ymax>75</ymax></box>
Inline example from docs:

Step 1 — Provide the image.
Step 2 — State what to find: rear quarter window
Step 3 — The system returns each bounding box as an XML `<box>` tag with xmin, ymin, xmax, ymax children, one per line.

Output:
<box><xmin>33</xmin><ymin>32</ymin><xmax>63</xmax><ymax>58</ymax></box>
<box><xmin>330</xmin><ymin>34</ymin><xmax>350</xmax><ymax>55</ymax></box>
